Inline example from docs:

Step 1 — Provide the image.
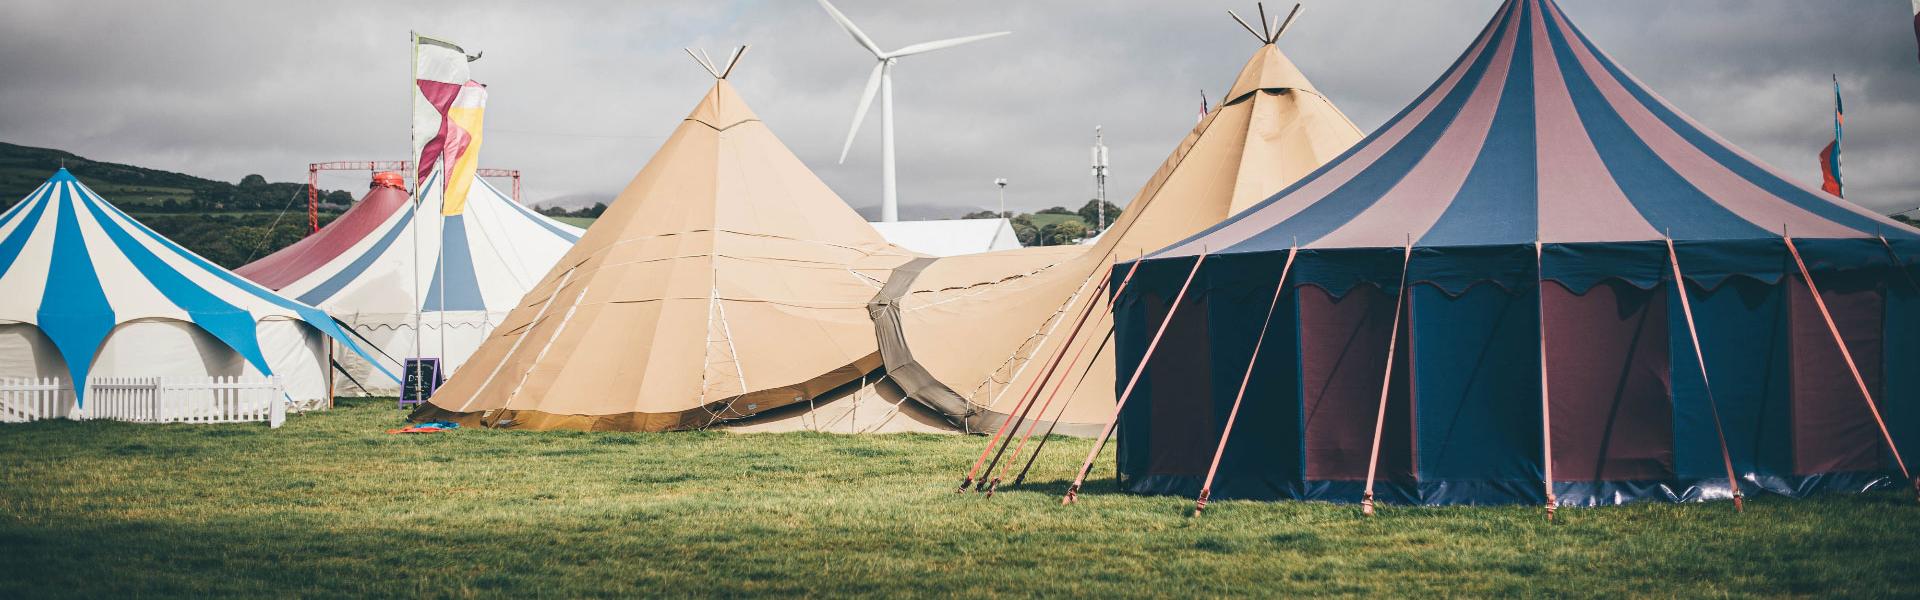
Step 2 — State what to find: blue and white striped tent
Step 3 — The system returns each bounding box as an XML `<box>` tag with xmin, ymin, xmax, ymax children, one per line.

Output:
<box><xmin>0</xmin><ymin>170</ymin><xmax>395</xmax><ymax>406</ymax></box>
<box><xmin>256</xmin><ymin>169</ymin><xmax>582</xmax><ymax>393</ymax></box>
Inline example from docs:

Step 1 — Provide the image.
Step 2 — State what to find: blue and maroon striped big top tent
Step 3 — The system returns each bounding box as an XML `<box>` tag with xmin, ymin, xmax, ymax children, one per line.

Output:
<box><xmin>1111</xmin><ymin>0</ymin><xmax>1920</xmax><ymax>507</ymax></box>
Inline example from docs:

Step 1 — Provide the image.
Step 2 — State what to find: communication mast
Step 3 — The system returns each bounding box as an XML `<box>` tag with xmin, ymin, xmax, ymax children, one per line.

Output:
<box><xmin>1090</xmin><ymin>126</ymin><xmax>1110</xmax><ymax>232</ymax></box>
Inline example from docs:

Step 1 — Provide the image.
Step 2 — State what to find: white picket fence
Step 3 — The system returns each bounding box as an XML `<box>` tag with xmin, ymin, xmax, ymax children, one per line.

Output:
<box><xmin>0</xmin><ymin>378</ymin><xmax>73</xmax><ymax>422</ymax></box>
<box><xmin>0</xmin><ymin>376</ymin><xmax>285</xmax><ymax>427</ymax></box>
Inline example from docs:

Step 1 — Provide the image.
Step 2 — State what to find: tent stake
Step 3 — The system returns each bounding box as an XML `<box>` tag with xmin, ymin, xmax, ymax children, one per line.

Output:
<box><xmin>1193</xmin><ymin>244</ymin><xmax>1296</xmax><ymax>517</ymax></box>
<box><xmin>1666</xmin><ymin>236</ymin><xmax>1745</xmax><ymax>512</ymax></box>
<box><xmin>1064</xmin><ymin>250</ymin><xmax>1210</xmax><ymax>506</ymax></box>
<box><xmin>1785</xmin><ymin>235</ymin><xmax>1916</xmax><ymax>501</ymax></box>
<box><xmin>1361</xmin><ymin>240</ymin><xmax>1413</xmax><ymax>517</ymax></box>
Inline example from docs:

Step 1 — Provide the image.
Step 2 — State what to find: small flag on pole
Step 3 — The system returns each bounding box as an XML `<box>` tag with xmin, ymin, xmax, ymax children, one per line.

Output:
<box><xmin>1198</xmin><ymin>89</ymin><xmax>1210</xmax><ymax>123</ymax></box>
<box><xmin>411</xmin><ymin>33</ymin><xmax>477</xmax><ymax>188</ymax></box>
<box><xmin>1817</xmin><ymin>75</ymin><xmax>1843</xmax><ymax>198</ymax></box>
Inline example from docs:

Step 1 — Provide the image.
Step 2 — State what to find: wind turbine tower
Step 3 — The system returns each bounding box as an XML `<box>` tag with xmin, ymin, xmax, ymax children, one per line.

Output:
<box><xmin>818</xmin><ymin>0</ymin><xmax>1010</xmax><ymax>222</ymax></box>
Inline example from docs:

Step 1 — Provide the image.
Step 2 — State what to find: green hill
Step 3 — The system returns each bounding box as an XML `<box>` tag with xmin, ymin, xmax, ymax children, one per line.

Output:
<box><xmin>0</xmin><ymin>141</ymin><xmax>355</xmax><ymax>213</ymax></box>
<box><xmin>0</xmin><ymin>141</ymin><xmax>360</xmax><ymax>268</ymax></box>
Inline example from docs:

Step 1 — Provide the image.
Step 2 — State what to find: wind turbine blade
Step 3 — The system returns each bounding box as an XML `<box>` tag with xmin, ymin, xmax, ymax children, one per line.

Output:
<box><xmin>886</xmin><ymin>31</ymin><xmax>1010</xmax><ymax>58</ymax></box>
<box><xmin>817</xmin><ymin>0</ymin><xmax>885</xmax><ymax>57</ymax></box>
<box><xmin>839</xmin><ymin>61</ymin><xmax>884</xmax><ymax>164</ymax></box>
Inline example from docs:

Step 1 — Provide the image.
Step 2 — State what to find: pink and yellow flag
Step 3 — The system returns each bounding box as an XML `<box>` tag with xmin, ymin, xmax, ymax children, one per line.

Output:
<box><xmin>411</xmin><ymin>33</ymin><xmax>474</xmax><ymax>187</ymax></box>
<box><xmin>440</xmin><ymin>81</ymin><xmax>487</xmax><ymax>216</ymax></box>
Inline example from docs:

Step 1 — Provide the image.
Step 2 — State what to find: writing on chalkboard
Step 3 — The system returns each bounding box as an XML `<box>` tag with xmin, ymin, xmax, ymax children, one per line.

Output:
<box><xmin>400</xmin><ymin>358</ymin><xmax>443</xmax><ymax>408</ymax></box>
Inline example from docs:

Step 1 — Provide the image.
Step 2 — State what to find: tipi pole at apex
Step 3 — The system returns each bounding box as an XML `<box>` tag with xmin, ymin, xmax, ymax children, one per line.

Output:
<box><xmin>1063</xmin><ymin>250</ymin><xmax>1210</xmax><ymax>506</ymax></box>
<box><xmin>1193</xmin><ymin>243</ymin><xmax>1296</xmax><ymax>516</ymax></box>
<box><xmin>1666</xmin><ymin>236</ymin><xmax>1746</xmax><ymax>513</ymax></box>
<box><xmin>1360</xmin><ymin>240</ymin><xmax>1413</xmax><ymax>517</ymax></box>
<box><xmin>1783</xmin><ymin>235</ymin><xmax>1916</xmax><ymax>501</ymax></box>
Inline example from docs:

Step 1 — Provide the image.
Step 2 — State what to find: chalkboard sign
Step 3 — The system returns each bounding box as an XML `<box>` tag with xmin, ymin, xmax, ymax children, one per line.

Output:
<box><xmin>399</xmin><ymin>358</ymin><xmax>443</xmax><ymax>408</ymax></box>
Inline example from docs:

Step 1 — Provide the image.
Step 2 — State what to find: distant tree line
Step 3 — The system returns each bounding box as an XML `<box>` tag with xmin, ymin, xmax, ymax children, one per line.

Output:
<box><xmin>538</xmin><ymin>203</ymin><xmax>607</xmax><ymax>219</ymax></box>
<box><xmin>139</xmin><ymin>212</ymin><xmax>341</xmax><ymax>269</ymax></box>
<box><xmin>962</xmin><ymin>198</ymin><xmax>1122</xmax><ymax>246</ymax></box>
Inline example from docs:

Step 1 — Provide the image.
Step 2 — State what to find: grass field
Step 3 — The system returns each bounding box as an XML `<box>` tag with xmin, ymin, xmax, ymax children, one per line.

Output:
<box><xmin>3</xmin><ymin>397</ymin><xmax>1917</xmax><ymax>597</ymax></box>
<box><xmin>551</xmin><ymin>215</ymin><xmax>598</xmax><ymax>228</ymax></box>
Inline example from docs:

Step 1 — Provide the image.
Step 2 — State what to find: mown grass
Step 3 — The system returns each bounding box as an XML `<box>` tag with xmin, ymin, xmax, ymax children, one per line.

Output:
<box><xmin>2</xmin><ymin>397</ymin><xmax>1916</xmax><ymax>598</ymax></box>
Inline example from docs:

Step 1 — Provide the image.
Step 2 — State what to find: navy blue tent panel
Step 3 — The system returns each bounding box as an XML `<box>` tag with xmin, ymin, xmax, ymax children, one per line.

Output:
<box><xmin>1669</xmin><ymin>278</ymin><xmax>1793</xmax><ymax>494</ymax></box>
<box><xmin>1109</xmin><ymin>0</ymin><xmax>1918</xmax><ymax>508</ymax></box>
<box><xmin>1409</xmin><ymin>283</ymin><xmax>1542</xmax><ymax>505</ymax></box>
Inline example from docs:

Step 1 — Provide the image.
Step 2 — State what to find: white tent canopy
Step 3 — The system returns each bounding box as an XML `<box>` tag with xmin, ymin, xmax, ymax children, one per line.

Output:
<box><xmin>265</xmin><ymin>170</ymin><xmax>582</xmax><ymax>393</ymax></box>
<box><xmin>0</xmin><ymin>170</ymin><xmax>394</xmax><ymax>408</ymax></box>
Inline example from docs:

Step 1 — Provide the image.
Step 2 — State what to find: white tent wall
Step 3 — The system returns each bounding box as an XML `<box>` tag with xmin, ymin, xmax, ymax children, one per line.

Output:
<box><xmin>255</xmin><ymin>318</ymin><xmax>328</xmax><ymax>406</ymax></box>
<box><xmin>92</xmin><ymin>318</ymin><xmax>248</xmax><ymax>380</ymax></box>
<box><xmin>0</xmin><ymin>323</ymin><xmax>66</xmax><ymax>380</ymax></box>
<box><xmin>0</xmin><ymin>319</ymin><xmax>329</xmax><ymax>407</ymax></box>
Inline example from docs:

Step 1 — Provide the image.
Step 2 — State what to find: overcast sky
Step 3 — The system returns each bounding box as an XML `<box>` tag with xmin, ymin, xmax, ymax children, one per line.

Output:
<box><xmin>2</xmin><ymin>1</ymin><xmax>1917</xmax><ymax>218</ymax></box>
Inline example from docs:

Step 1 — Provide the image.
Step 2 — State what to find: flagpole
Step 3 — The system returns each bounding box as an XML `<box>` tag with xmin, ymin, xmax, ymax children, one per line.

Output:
<box><xmin>437</xmin><ymin>155</ymin><xmax>448</xmax><ymax>367</ymax></box>
<box><xmin>409</xmin><ymin>32</ymin><xmax>424</xmax><ymax>374</ymax></box>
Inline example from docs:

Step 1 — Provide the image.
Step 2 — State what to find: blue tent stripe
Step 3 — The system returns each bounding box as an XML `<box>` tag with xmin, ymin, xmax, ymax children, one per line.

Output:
<box><xmin>1543</xmin><ymin>13</ymin><xmax>1771</xmax><ymax>241</ymax></box>
<box><xmin>295</xmin><ymin>208</ymin><xmax>414</xmax><ymax>306</ymax></box>
<box><xmin>423</xmin><ymin>214</ymin><xmax>486</xmax><ymax>311</ymax></box>
<box><xmin>73</xmin><ymin>182</ymin><xmax>401</xmax><ymax>384</ymax></box>
<box><xmin>1560</xmin><ymin>17</ymin><xmax>1920</xmax><ymax>241</ymax></box>
<box><xmin>1419</xmin><ymin>0</ymin><xmax>1540</xmax><ymax>247</ymax></box>
<box><xmin>0</xmin><ymin>183</ymin><xmax>57</xmax><ymax>277</ymax></box>
<box><xmin>493</xmin><ymin>183</ymin><xmax>581</xmax><ymax>243</ymax></box>
<box><xmin>73</xmin><ymin>182</ymin><xmax>275</xmax><ymax>379</ymax></box>
<box><xmin>36</xmin><ymin>180</ymin><xmax>116</xmax><ymax>404</ymax></box>
<box><xmin>1231</xmin><ymin>1</ymin><xmax>1520</xmax><ymax>252</ymax></box>
<box><xmin>0</xmin><ymin>181</ymin><xmax>52</xmax><ymax>233</ymax></box>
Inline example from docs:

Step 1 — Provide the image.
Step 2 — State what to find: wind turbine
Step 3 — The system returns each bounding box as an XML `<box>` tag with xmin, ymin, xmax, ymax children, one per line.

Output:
<box><xmin>818</xmin><ymin>0</ymin><xmax>1009</xmax><ymax>222</ymax></box>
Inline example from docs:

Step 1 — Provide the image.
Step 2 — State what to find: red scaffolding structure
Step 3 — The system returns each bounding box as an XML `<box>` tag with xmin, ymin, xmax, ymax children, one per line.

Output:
<box><xmin>306</xmin><ymin>161</ymin><xmax>521</xmax><ymax>233</ymax></box>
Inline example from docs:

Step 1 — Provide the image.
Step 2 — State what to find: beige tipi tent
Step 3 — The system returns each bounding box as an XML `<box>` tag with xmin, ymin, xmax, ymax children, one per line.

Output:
<box><xmin>870</xmin><ymin>30</ymin><xmax>1364</xmax><ymax>435</ymax></box>
<box><xmin>415</xmin><ymin>52</ymin><xmax>920</xmax><ymax>431</ymax></box>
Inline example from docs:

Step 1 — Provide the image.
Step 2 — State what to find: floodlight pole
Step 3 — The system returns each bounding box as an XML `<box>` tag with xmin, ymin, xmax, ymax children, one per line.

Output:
<box><xmin>995</xmin><ymin>178</ymin><xmax>1007</xmax><ymax>219</ymax></box>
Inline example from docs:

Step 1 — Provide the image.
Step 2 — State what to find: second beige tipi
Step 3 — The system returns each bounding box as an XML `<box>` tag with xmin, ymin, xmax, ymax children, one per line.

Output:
<box><xmin>416</xmin><ymin>53</ymin><xmax>919</xmax><ymax>431</ymax></box>
<box><xmin>870</xmin><ymin>25</ymin><xmax>1366</xmax><ymax>435</ymax></box>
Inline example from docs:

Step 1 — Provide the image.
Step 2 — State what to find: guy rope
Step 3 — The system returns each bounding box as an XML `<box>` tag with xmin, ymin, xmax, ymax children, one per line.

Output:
<box><xmin>1192</xmin><ymin>243</ymin><xmax>1296</xmax><ymax>516</ymax></box>
<box><xmin>1360</xmin><ymin>239</ymin><xmax>1412</xmax><ymax>517</ymax></box>
<box><xmin>1063</xmin><ymin>249</ymin><xmax>1209</xmax><ymax>505</ymax></box>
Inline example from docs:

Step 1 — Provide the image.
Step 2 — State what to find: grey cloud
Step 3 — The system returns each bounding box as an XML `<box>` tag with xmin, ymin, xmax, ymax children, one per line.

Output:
<box><xmin>1</xmin><ymin>0</ymin><xmax>1915</xmax><ymax>216</ymax></box>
